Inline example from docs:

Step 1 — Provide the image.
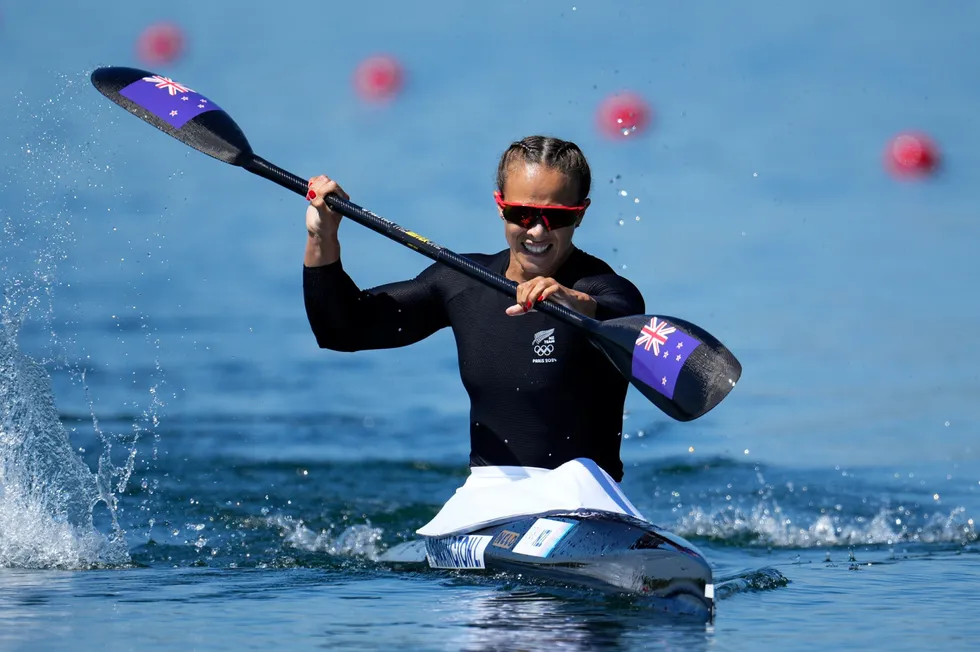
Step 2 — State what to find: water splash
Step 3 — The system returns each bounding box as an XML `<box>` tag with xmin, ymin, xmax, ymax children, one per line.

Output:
<box><xmin>0</xmin><ymin>72</ymin><xmax>159</xmax><ymax>568</ymax></box>
<box><xmin>676</xmin><ymin>499</ymin><xmax>977</xmax><ymax>548</ymax></box>
<box><xmin>269</xmin><ymin>514</ymin><xmax>384</xmax><ymax>560</ymax></box>
<box><xmin>0</xmin><ymin>312</ymin><xmax>128</xmax><ymax>568</ymax></box>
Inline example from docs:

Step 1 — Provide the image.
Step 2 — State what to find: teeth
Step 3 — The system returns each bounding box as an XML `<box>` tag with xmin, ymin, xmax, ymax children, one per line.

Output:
<box><xmin>523</xmin><ymin>243</ymin><xmax>550</xmax><ymax>255</ymax></box>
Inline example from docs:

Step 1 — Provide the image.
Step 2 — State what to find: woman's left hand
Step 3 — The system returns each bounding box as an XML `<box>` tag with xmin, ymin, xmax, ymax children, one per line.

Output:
<box><xmin>506</xmin><ymin>277</ymin><xmax>597</xmax><ymax>317</ymax></box>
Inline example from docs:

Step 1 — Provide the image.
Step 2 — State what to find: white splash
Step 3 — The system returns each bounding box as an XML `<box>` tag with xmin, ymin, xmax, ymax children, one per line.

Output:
<box><xmin>0</xmin><ymin>311</ymin><xmax>129</xmax><ymax>568</ymax></box>
<box><xmin>268</xmin><ymin>514</ymin><xmax>384</xmax><ymax>560</ymax></box>
<box><xmin>675</xmin><ymin>499</ymin><xmax>977</xmax><ymax>548</ymax></box>
<box><xmin>0</xmin><ymin>72</ymin><xmax>158</xmax><ymax>569</ymax></box>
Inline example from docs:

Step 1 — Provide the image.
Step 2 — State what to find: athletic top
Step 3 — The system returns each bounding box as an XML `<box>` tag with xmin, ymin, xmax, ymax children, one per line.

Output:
<box><xmin>303</xmin><ymin>247</ymin><xmax>645</xmax><ymax>481</ymax></box>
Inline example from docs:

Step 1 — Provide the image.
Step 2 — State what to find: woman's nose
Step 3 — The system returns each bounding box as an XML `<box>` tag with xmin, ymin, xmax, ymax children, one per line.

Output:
<box><xmin>525</xmin><ymin>220</ymin><xmax>548</xmax><ymax>237</ymax></box>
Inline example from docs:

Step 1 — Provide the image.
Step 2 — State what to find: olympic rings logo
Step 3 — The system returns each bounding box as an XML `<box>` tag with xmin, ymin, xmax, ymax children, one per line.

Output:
<box><xmin>534</xmin><ymin>344</ymin><xmax>554</xmax><ymax>357</ymax></box>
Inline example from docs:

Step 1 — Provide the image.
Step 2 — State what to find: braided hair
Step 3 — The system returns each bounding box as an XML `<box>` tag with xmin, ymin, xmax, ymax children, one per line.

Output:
<box><xmin>495</xmin><ymin>136</ymin><xmax>592</xmax><ymax>204</ymax></box>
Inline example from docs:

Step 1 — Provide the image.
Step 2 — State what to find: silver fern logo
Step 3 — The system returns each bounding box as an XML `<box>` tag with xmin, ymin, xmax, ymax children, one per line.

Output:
<box><xmin>532</xmin><ymin>328</ymin><xmax>556</xmax><ymax>363</ymax></box>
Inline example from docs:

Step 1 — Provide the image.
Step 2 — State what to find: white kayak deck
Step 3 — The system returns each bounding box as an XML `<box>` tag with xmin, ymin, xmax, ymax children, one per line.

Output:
<box><xmin>417</xmin><ymin>458</ymin><xmax>646</xmax><ymax>537</ymax></box>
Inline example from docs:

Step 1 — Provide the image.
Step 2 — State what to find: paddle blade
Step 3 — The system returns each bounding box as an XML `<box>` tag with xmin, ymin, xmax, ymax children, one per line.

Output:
<box><xmin>90</xmin><ymin>66</ymin><xmax>253</xmax><ymax>166</ymax></box>
<box><xmin>593</xmin><ymin>315</ymin><xmax>741</xmax><ymax>422</ymax></box>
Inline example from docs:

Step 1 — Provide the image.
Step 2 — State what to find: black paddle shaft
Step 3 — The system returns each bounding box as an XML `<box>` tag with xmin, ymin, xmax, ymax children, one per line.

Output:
<box><xmin>245</xmin><ymin>155</ymin><xmax>594</xmax><ymax>331</ymax></box>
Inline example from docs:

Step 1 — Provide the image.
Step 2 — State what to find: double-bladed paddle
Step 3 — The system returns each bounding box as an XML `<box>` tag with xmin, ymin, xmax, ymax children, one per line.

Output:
<box><xmin>90</xmin><ymin>66</ymin><xmax>740</xmax><ymax>421</ymax></box>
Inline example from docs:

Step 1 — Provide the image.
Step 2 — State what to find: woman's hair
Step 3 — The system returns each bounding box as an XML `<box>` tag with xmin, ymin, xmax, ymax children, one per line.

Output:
<box><xmin>495</xmin><ymin>135</ymin><xmax>592</xmax><ymax>204</ymax></box>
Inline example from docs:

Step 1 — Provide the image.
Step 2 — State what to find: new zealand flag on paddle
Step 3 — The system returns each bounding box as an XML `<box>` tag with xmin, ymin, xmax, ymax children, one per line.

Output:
<box><xmin>119</xmin><ymin>75</ymin><xmax>220</xmax><ymax>129</ymax></box>
<box><xmin>631</xmin><ymin>317</ymin><xmax>701</xmax><ymax>399</ymax></box>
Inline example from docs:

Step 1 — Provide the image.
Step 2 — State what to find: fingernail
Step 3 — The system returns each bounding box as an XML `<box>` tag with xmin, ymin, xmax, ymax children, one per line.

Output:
<box><xmin>522</xmin><ymin>303</ymin><xmax>529</xmax><ymax>313</ymax></box>
<box><xmin>306</xmin><ymin>190</ymin><xmax>316</xmax><ymax>200</ymax></box>
<box><xmin>536</xmin><ymin>296</ymin><xmax>544</xmax><ymax>303</ymax></box>
<box><xmin>525</xmin><ymin>301</ymin><xmax>533</xmax><ymax>310</ymax></box>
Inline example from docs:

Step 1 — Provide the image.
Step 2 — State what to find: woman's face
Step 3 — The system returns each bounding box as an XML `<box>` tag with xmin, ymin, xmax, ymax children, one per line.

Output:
<box><xmin>500</xmin><ymin>162</ymin><xmax>589</xmax><ymax>282</ymax></box>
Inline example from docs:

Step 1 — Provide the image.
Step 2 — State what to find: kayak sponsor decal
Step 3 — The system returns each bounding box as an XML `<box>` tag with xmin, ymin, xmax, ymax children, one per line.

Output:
<box><xmin>491</xmin><ymin>530</ymin><xmax>520</xmax><ymax>550</ymax></box>
<box><xmin>512</xmin><ymin>518</ymin><xmax>575</xmax><ymax>558</ymax></box>
<box><xmin>631</xmin><ymin>317</ymin><xmax>701</xmax><ymax>399</ymax></box>
<box><xmin>425</xmin><ymin>535</ymin><xmax>492</xmax><ymax>569</ymax></box>
<box><xmin>532</xmin><ymin>328</ymin><xmax>556</xmax><ymax>364</ymax></box>
<box><xmin>119</xmin><ymin>75</ymin><xmax>220</xmax><ymax>129</ymax></box>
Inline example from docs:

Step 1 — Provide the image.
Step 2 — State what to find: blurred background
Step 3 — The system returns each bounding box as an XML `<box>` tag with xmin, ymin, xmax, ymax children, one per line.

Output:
<box><xmin>1</xmin><ymin>1</ymin><xmax>979</xmax><ymax>650</ymax></box>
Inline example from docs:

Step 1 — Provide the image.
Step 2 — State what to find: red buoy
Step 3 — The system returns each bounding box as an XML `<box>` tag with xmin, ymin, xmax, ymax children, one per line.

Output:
<box><xmin>885</xmin><ymin>132</ymin><xmax>940</xmax><ymax>179</ymax></box>
<box><xmin>137</xmin><ymin>22</ymin><xmax>185</xmax><ymax>66</ymax></box>
<box><xmin>596</xmin><ymin>92</ymin><xmax>652</xmax><ymax>139</ymax></box>
<box><xmin>353</xmin><ymin>55</ymin><xmax>404</xmax><ymax>103</ymax></box>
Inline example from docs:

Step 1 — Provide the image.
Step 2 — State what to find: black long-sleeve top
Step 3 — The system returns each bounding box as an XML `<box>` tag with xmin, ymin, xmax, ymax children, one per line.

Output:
<box><xmin>303</xmin><ymin>247</ymin><xmax>645</xmax><ymax>481</ymax></box>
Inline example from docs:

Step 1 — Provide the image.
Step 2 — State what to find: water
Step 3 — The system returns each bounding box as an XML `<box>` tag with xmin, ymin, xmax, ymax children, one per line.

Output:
<box><xmin>2</xmin><ymin>1</ymin><xmax>980</xmax><ymax>649</ymax></box>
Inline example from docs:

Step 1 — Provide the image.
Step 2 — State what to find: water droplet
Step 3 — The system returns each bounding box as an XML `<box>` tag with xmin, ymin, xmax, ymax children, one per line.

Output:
<box><xmin>619</xmin><ymin>190</ymin><xmax>627</xmax><ymax>196</ymax></box>
<box><xmin>617</xmin><ymin>219</ymin><xmax>625</xmax><ymax>226</ymax></box>
<box><xmin>945</xmin><ymin>420</ymin><xmax>950</xmax><ymax>426</ymax></box>
<box><xmin>635</xmin><ymin>215</ymin><xmax>641</xmax><ymax>221</ymax></box>
<box><xmin>743</xmin><ymin>449</ymin><xmax>750</xmax><ymax>455</ymax></box>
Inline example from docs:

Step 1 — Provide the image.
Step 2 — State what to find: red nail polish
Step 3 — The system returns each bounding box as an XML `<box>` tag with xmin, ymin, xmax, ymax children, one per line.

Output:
<box><xmin>306</xmin><ymin>190</ymin><xmax>316</xmax><ymax>200</ymax></box>
<box><xmin>525</xmin><ymin>300</ymin><xmax>533</xmax><ymax>310</ymax></box>
<box><xmin>536</xmin><ymin>296</ymin><xmax>544</xmax><ymax>303</ymax></box>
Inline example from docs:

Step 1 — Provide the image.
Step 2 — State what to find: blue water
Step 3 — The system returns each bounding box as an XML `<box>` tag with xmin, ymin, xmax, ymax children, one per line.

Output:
<box><xmin>2</xmin><ymin>1</ymin><xmax>980</xmax><ymax>649</ymax></box>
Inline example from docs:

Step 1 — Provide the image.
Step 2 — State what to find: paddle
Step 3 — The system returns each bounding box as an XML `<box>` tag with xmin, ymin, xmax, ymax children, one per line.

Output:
<box><xmin>90</xmin><ymin>66</ymin><xmax>741</xmax><ymax>421</ymax></box>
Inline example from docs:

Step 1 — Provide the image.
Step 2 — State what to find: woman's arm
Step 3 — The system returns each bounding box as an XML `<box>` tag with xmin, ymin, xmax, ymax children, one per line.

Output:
<box><xmin>573</xmin><ymin>273</ymin><xmax>646</xmax><ymax>320</ymax></box>
<box><xmin>303</xmin><ymin>262</ymin><xmax>449</xmax><ymax>352</ymax></box>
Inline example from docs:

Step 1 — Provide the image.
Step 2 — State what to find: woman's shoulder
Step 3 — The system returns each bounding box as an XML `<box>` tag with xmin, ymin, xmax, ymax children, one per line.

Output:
<box><xmin>568</xmin><ymin>247</ymin><xmax>619</xmax><ymax>276</ymax></box>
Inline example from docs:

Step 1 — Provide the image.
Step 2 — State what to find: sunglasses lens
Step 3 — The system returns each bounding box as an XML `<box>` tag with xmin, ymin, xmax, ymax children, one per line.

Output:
<box><xmin>540</xmin><ymin>208</ymin><xmax>579</xmax><ymax>229</ymax></box>
<box><xmin>501</xmin><ymin>206</ymin><xmax>531</xmax><ymax>227</ymax></box>
<box><xmin>502</xmin><ymin>206</ymin><xmax>579</xmax><ymax>230</ymax></box>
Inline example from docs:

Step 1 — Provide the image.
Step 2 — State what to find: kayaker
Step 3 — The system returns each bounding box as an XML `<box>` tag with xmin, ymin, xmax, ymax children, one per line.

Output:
<box><xmin>303</xmin><ymin>135</ymin><xmax>645</xmax><ymax>482</ymax></box>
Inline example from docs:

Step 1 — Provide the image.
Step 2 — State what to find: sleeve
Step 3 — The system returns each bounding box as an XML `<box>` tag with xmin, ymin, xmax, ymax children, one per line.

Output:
<box><xmin>303</xmin><ymin>260</ymin><xmax>450</xmax><ymax>352</ymax></box>
<box><xmin>572</xmin><ymin>273</ymin><xmax>646</xmax><ymax>321</ymax></box>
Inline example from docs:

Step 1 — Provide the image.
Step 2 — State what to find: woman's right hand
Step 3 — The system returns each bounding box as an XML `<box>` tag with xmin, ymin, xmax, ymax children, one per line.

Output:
<box><xmin>306</xmin><ymin>174</ymin><xmax>350</xmax><ymax>239</ymax></box>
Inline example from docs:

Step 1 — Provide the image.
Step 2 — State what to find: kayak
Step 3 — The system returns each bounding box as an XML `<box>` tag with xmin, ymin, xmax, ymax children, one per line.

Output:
<box><xmin>377</xmin><ymin>459</ymin><xmax>714</xmax><ymax>619</ymax></box>
<box><xmin>380</xmin><ymin>510</ymin><xmax>714</xmax><ymax>619</ymax></box>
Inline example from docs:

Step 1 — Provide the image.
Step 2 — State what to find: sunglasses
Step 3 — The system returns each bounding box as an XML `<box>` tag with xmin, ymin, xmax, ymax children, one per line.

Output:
<box><xmin>494</xmin><ymin>191</ymin><xmax>585</xmax><ymax>231</ymax></box>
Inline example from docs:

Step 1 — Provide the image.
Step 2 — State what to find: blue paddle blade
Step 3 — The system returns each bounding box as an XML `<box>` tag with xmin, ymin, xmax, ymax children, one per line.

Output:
<box><xmin>90</xmin><ymin>66</ymin><xmax>254</xmax><ymax>165</ymax></box>
<box><xmin>592</xmin><ymin>314</ymin><xmax>741</xmax><ymax>421</ymax></box>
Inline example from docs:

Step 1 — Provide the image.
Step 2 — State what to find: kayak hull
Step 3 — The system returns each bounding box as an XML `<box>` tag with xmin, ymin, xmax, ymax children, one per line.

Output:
<box><xmin>382</xmin><ymin>510</ymin><xmax>714</xmax><ymax>619</ymax></box>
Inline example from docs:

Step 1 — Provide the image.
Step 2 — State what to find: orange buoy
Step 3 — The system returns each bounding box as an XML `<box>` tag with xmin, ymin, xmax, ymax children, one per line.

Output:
<box><xmin>596</xmin><ymin>92</ymin><xmax>652</xmax><ymax>139</ymax></box>
<box><xmin>353</xmin><ymin>54</ymin><xmax>404</xmax><ymax>103</ymax></box>
<box><xmin>885</xmin><ymin>132</ymin><xmax>940</xmax><ymax>179</ymax></box>
<box><xmin>137</xmin><ymin>22</ymin><xmax>185</xmax><ymax>66</ymax></box>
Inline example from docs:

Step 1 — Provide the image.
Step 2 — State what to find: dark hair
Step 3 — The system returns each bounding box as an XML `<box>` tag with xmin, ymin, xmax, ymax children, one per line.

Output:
<box><xmin>495</xmin><ymin>136</ymin><xmax>592</xmax><ymax>204</ymax></box>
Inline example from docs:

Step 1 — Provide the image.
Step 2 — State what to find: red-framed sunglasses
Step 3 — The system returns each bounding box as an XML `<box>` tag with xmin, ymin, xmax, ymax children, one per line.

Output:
<box><xmin>494</xmin><ymin>191</ymin><xmax>585</xmax><ymax>231</ymax></box>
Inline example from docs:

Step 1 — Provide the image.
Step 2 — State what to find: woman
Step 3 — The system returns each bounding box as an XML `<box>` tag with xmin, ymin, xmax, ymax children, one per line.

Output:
<box><xmin>303</xmin><ymin>136</ymin><xmax>645</xmax><ymax>484</ymax></box>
